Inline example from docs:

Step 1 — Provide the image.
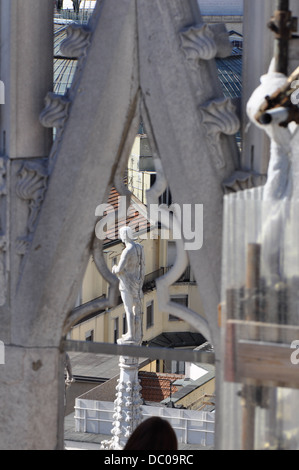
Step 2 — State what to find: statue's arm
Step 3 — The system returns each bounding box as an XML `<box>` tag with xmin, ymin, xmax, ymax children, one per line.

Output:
<box><xmin>112</xmin><ymin>248</ymin><xmax>128</xmax><ymax>275</ymax></box>
<box><xmin>140</xmin><ymin>246</ymin><xmax>145</xmax><ymax>282</ymax></box>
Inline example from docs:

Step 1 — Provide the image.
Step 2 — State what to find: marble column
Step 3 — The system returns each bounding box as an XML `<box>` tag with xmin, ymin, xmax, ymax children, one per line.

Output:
<box><xmin>102</xmin><ymin>227</ymin><xmax>145</xmax><ymax>449</ymax></box>
<box><xmin>0</xmin><ymin>0</ymin><xmax>65</xmax><ymax>451</ymax></box>
<box><xmin>102</xmin><ymin>355</ymin><xmax>143</xmax><ymax>450</ymax></box>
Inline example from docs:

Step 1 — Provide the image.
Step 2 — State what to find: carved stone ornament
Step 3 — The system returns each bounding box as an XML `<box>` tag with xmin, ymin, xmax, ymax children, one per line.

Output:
<box><xmin>223</xmin><ymin>170</ymin><xmax>267</xmax><ymax>194</ymax></box>
<box><xmin>39</xmin><ymin>92</ymin><xmax>72</xmax><ymax>173</ymax></box>
<box><xmin>59</xmin><ymin>23</ymin><xmax>91</xmax><ymax>59</ymax></box>
<box><xmin>101</xmin><ymin>360</ymin><xmax>143</xmax><ymax>450</ymax></box>
<box><xmin>39</xmin><ymin>92</ymin><xmax>71</xmax><ymax>130</ymax></box>
<box><xmin>180</xmin><ymin>22</ymin><xmax>232</xmax><ymax>66</ymax></box>
<box><xmin>2</xmin><ymin>0</ymin><xmax>242</xmax><ymax>451</ymax></box>
<box><xmin>16</xmin><ymin>160</ymin><xmax>48</xmax><ymax>257</ymax></box>
<box><xmin>199</xmin><ymin>97</ymin><xmax>240</xmax><ymax>169</ymax></box>
<box><xmin>40</xmin><ymin>22</ymin><xmax>93</xmax><ymax>175</ymax></box>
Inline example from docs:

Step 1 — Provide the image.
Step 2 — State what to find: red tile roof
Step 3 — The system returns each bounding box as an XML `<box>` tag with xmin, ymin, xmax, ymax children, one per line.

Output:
<box><xmin>98</xmin><ymin>187</ymin><xmax>151</xmax><ymax>244</ymax></box>
<box><xmin>139</xmin><ymin>371</ymin><xmax>184</xmax><ymax>402</ymax></box>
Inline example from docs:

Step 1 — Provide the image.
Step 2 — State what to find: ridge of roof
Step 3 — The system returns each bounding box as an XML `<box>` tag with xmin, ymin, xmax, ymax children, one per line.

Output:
<box><xmin>101</xmin><ymin>187</ymin><xmax>151</xmax><ymax>245</ymax></box>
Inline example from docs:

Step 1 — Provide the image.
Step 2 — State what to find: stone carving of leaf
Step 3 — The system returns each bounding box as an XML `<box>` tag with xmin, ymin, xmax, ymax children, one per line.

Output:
<box><xmin>200</xmin><ymin>98</ymin><xmax>240</xmax><ymax>169</ymax></box>
<box><xmin>39</xmin><ymin>92</ymin><xmax>71</xmax><ymax>129</ymax></box>
<box><xmin>60</xmin><ymin>24</ymin><xmax>91</xmax><ymax>59</ymax></box>
<box><xmin>180</xmin><ymin>23</ymin><xmax>217</xmax><ymax>63</ymax></box>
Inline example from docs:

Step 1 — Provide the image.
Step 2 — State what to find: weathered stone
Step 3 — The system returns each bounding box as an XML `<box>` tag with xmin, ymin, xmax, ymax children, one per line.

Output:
<box><xmin>0</xmin><ymin>0</ymin><xmax>53</xmax><ymax>159</ymax></box>
<box><xmin>0</xmin><ymin>345</ymin><xmax>64</xmax><ymax>450</ymax></box>
<box><xmin>0</xmin><ymin>0</ymin><xmax>242</xmax><ymax>450</ymax></box>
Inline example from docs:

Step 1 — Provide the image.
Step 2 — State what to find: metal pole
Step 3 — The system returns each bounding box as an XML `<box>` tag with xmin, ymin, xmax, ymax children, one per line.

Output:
<box><xmin>277</xmin><ymin>0</ymin><xmax>289</xmax><ymax>11</ymax></box>
<box><xmin>241</xmin><ymin>244</ymin><xmax>261</xmax><ymax>450</ymax></box>
<box><xmin>273</xmin><ymin>0</ymin><xmax>290</xmax><ymax>74</ymax></box>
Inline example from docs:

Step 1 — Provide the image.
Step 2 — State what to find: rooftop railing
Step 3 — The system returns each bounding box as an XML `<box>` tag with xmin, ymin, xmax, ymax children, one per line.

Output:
<box><xmin>142</xmin><ymin>266</ymin><xmax>193</xmax><ymax>293</ymax></box>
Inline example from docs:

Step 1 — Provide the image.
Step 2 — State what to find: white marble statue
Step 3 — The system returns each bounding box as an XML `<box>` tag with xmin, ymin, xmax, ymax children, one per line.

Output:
<box><xmin>247</xmin><ymin>60</ymin><xmax>299</xmax><ymax>284</ymax></box>
<box><xmin>64</xmin><ymin>352</ymin><xmax>74</xmax><ymax>384</ymax></box>
<box><xmin>247</xmin><ymin>60</ymin><xmax>295</xmax><ymax>202</ymax></box>
<box><xmin>112</xmin><ymin>226</ymin><xmax>145</xmax><ymax>344</ymax></box>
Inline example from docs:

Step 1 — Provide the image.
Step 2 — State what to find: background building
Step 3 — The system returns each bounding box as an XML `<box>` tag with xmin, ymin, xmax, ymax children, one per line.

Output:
<box><xmin>200</xmin><ymin>0</ymin><xmax>243</xmax><ymax>34</ymax></box>
<box><xmin>52</xmin><ymin>0</ymin><xmax>243</xmax><ymax>441</ymax></box>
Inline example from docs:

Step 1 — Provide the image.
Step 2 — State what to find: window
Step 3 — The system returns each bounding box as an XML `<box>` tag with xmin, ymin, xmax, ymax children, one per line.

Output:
<box><xmin>146</xmin><ymin>301</ymin><xmax>154</xmax><ymax>329</ymax></box>
<box><xmin>167</xmin><ymin>241</ymin><xmax>176</xmax><ymax>267</ymax></box>
<box><xmin>122</xmin><ymin>313</ymin><xmax>127</xmax><ymax>335</ymax></box>
<box><xmin>85</xmin><ymin>329</ymin><xmax>94</xmax><ymax>342</ymax></box>
<box><xmin>75</xmin><ymin>289</ymin><xmax>82</xmax><ymax>308</ymax></box>
<box><xmin>113</xmin><ymin>318</ymin><xmax>119</xmax><ymax>344</ymax></box>
<box><xmin>171</xmin><ymin>360</ymin><xmax>185</xmax><ymax>374</ymax></box>
<box><xmin>150</xmin><ymin>174</ymin><xmax>172</xmax><ymax>206</ymax></box>
<box><xmin>159</xmin><ymin>186</ymin><xmax>172</xmax><ymax>206</ymax></box>
<box><xmin>169</xmin><ymin>295</ymin><xmax>188</xmax><ymax>321</ymax></box>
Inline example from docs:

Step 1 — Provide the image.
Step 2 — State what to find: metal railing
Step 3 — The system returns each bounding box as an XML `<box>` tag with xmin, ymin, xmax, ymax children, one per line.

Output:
<box><xmin>74</xmin><ymin>399</ymin><xmax>215</xmax><ymax>446</ymax></box>
<box><xmin>54</xmin><ymin>8</ymin><xmax>95</xmax><ymax>24</ymax></box>
<box><xmin>142</xmin><ymin>268</ymin><xmax>165</xmax><ymax>291</ymax></box>
<box><xmin>142</xmin><ymin>266</ymin><xmax>193</xmax><ymax>292</ymax></box>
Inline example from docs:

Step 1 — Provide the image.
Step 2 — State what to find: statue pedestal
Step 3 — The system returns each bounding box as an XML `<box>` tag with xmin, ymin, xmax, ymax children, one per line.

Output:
<box><xmin>101</xmin><ymin>354</ymin><xmax>143</xmax><ymax>450</ymax></box>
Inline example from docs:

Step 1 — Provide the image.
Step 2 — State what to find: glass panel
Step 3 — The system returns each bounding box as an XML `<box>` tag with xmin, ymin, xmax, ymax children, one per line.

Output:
<box><xmin>220</xmin><ymin>188</ymin><xmax>299</xmax><ymax>450</ymax></box>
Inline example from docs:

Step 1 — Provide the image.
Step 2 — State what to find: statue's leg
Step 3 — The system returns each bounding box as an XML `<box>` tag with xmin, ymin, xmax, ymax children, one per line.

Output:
<box><xmin>65</xmin><ymin>352</ymin><xmax>74</xmax><ymax>383</ymax></box>
<box><xmin>119</xmin><ymin>291</ymin><xmax>135</xmax><ymax>342</ymax></box>
<box><xmin>133</xmin><ymin>298</ymin><xmax>143</xmax><ymax>344</ymax></box>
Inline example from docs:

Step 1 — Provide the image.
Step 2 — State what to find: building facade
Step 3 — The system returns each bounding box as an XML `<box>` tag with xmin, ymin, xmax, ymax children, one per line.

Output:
<box><xmin>70</xmin><ymin>177</ymin><xmax>206</xmax><ymax>352</ymax></box>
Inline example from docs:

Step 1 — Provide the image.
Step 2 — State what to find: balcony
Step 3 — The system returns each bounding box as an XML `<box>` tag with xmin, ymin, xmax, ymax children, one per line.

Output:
<box><xmin>142</xmin><ymin>266</ymin><xmax>193</xmax><ymax>293</ymax></box>
<box><xmin>74</xmin><ymin>267</ymin><xmax>194</xmax><ymax>327</ymax></box>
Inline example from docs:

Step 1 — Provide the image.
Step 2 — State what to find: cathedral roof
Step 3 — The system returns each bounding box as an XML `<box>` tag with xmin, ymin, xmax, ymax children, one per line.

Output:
<box><xmin>198</xmin><ymin>0</ymin><xmax>243</xmax><ymax>16</ymax></box>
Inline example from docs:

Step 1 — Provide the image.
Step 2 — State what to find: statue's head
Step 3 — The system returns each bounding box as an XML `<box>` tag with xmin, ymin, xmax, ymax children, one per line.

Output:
<box><xmin>119</xmin><ymin>226</ymin><xmax>135</xmax><ymax>244</ymax></box>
